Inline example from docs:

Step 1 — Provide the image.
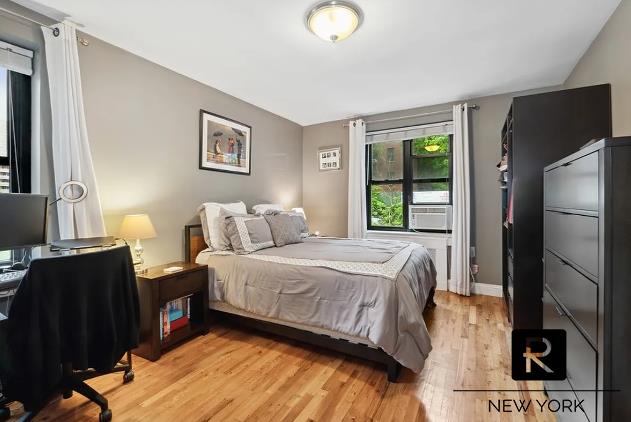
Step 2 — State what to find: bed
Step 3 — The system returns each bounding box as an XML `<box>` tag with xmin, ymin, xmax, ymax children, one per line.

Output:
<box><xmin>185</xmin><ymin>224</ymin><xmax>437</xmax><ymax>382</ymax></box>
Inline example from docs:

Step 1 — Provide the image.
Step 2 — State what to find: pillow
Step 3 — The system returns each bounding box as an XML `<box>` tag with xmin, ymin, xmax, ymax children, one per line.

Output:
<box><xmin>252</xmin><ymin>203</ymin><xmax>283</xmax><ymax>215</ymax></box>
<box><xmin>217</xmin><ymin>208</ymin><xmax>249</xmax><ymax>250</ymax></box>
<box><xmin>264</xmin><ymin>213</ymin><xmax>303</xmax><ymax>247</ymax></box>
<box><xmin>288</xmin><ymin>213</ymin><xmax>309</xmax><ymax>238</ymax></box>
<box><xmin>198</xmin><ymin>201</ymin><xmax>247</xmax><ymax>250</ymax></box>
<box><xmin>225</xmin><ymin>215</ymin><xmax>274</xmax><ymax>254</ymax></box>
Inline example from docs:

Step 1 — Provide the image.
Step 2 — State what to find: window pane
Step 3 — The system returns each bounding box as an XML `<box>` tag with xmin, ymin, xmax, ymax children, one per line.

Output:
<box><xmin>0</xmin><ymin>67</ymin><xmax>7</xmax><ymax>193</ymax></box>
<box><xmin>0</xmin><ymin>166</ymin><xmax>9</xmax><ymax>193</ymax></box>
<box><xmin>0</xmin><ymin>67</ymin><xmax>6</xmax><ymax>158</ymax></box>
<box><xmin>413</xmin><ymin>182</ymin><xmax>449</xmax><ymax>204</ymax></box>
<box><xmin>370</xmin><ymin>141</ymin><xmax>403</xmax><ymax>181</ymax></box>
<box><xmin>412</xmin><ymin>135</ymin><xmax>450</xmax><ymax>155</ymax></box>
<box><xmin>370</xmin><ymin>184</ymin><xmax>403</xmax><ymax>227</ymax></box>
<box><xmin>413</xmin><ymin>156</ymin><xmax>449</xmax><ymax>179</ymax></box>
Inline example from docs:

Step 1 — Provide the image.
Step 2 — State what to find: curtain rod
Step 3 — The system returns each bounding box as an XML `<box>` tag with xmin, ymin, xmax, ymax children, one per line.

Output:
<box><xmin>0</xmin><ymin>6</ymin><xmax>89</xmax><ymax>45</ymax></box>
<box><xmin>342</xmin><ymin>104</ymin><xmax>479</xmax><ymax>127</ymax></box>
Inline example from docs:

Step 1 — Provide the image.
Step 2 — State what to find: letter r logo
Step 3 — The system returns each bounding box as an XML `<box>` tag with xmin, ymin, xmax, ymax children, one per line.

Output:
<box><xmin>523</xmin><ymin>337</ymin><xmax>553</xmax><ymax>373</ymax></box>
<box><xmin>512</xmin><ymin>330</ymin><xmax>566</xmax><ymax>381</ymax></box>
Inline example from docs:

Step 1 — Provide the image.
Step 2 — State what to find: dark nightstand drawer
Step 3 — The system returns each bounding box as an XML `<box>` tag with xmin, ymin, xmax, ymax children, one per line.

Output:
<box><xmin>159</xmin><ymin>270</ymin><xmax>206</xmax><ymax>303</ymax></box>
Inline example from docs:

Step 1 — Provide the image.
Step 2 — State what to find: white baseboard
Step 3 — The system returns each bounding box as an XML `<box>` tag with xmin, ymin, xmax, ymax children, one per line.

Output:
<box><xmin>471</xmin><ymin>282</ymin><xmax>503</xmax><ymax>297</ymax></box>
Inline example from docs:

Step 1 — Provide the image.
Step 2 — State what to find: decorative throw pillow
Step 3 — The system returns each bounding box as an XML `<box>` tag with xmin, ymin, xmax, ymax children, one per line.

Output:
<box><xmin>287</xmin><ymin>213</ymin><xmax>309</xmax><ymax>238</ymax></box>
<box><xmin>197</xmin><ymin>201</ymin><xmax>247</xmax><ymax>250</ymax></box>
<box><xmin>264</xmin><ymin>213</ymin><xmax>303</xmax><ymax>247</ymax></box>
<box><xmin>217</xmin><ymin>208</ymin><xmax>249</xmax><ymax>250</ymax></box>
<box><xmin>252</xmin><ymin>203</ymin><xmax>283</xmax><ymax>215</ymax></box>
<box><xmin>225</xmin><ymin>215</ymin><xmax>275</xmax><ymax>254</ymax></box>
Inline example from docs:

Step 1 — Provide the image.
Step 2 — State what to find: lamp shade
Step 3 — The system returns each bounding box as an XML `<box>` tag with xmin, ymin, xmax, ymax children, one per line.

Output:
<box><xmin>119</xmin><ymin>214</ymin><xmax>157</xmax><ymax>239</ymax></box>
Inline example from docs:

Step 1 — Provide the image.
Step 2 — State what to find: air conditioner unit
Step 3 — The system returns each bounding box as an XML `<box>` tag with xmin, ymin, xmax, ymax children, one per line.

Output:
<box><xmin>409</xmin><ymin>205</ymin><xmax>453</xmax><ymax>231</ymax></box>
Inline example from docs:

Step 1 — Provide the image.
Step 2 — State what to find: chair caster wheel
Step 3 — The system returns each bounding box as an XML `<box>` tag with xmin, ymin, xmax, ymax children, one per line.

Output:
<box><xmin>63</xmin><ymin>390</ymin><xmax>73</xmax><ymax>399</ymax></box>
<box><xmin>123</xmin><ymin>370</ymin><xmax>135</xmax><ymax>384</ymax></box>
<box><xmin>99</xmin><ymin>408</ymin><xmax>112</xmax><ymax>422</ymax></box>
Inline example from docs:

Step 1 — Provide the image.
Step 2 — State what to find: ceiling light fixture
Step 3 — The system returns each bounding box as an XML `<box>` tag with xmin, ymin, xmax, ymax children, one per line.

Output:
<box><xmin>305</xmin><ymin>1</ymin><xmax>363</xmax><ymax>43</ymax></box>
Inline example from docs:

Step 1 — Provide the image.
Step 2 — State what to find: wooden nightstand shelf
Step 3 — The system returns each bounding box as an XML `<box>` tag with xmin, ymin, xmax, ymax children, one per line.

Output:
<box><xmin>133</xmin><ymin>262</ymin><xmax>210</xmax><ymax>361</ymax></box>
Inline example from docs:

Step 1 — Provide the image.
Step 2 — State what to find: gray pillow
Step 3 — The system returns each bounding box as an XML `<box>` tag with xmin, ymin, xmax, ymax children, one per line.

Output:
<box><xmin>218</xmin><ymin>208</ymin><xmax>249</xmax><ymax>250</ymax></box>
<box><xmin>225</xmin><ymin>215</ymin><xmax>274</xmax><ymax>254</ymax></box>
<box><xmin>263</xmin><ymin>210</ymin><xmax>309</xmax><ymax>238</ymax></box>
<box><xmin>264</xmin><ymin>213</ymin><xmax>303</xmax><ymax>247</ymax></box>
<box><xmin>288</xmin><ymin>213</ymin><xmax>309</xmax><ymax>238</ymax></box>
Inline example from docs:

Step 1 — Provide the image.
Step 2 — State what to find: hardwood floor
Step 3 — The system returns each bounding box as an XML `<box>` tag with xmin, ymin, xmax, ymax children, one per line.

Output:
<box><xmin>19</xmin><ymin>291</ymin><xmax>554</xmax><ymax>421</ymax></box>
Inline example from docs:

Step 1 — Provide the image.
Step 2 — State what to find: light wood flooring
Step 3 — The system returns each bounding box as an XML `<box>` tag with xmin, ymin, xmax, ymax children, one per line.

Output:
<box><xmin>18</xmin><ymin>291</ymin><xmax>554</xmax><ymax>421</ymax></box>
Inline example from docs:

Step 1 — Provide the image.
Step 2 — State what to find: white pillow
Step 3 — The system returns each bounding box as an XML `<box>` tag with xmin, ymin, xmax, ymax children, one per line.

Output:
<box><xmin>252</xmin><ymin>203</ymin><xmax>283</xmax><ymax>215</ymax></box>
<box><xmin>198</xmin><ymin>201</ymin><xmax>247</xmax><ymax>250</ymax></box>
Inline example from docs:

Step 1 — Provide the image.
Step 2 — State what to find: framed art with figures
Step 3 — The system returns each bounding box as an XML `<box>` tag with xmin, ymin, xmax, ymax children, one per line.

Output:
<box><xmin>199</xmin><ymin>109</ymin><xmax>251</xmax><ymax>175</ymax></box>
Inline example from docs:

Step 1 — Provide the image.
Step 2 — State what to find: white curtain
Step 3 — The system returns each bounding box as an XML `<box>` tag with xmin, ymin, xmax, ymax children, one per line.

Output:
<box><xmin>347</xmin><ymin>119</ymin><xmax>366</xmax><ymax>238</ymax></box>
<box><xmin>450</xmin><ymin>104</ymin><xmax>471</xmax><ymax>295</ymax></box>
<box><xmin>43</xmin><ymin>23</ymin><xmax>106</xmax><ymax>239</ymax></box>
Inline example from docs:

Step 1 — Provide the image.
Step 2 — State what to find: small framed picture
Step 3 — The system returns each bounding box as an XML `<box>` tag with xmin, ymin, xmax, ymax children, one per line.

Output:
<box><xmin>318</xmin><ymin>146</ymin><xmax>342</xmax><ymax>172</ymax></box>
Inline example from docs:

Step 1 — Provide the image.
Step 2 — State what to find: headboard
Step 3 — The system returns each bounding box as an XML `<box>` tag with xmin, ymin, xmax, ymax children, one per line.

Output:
<box><xmin>184</xmin><ymin>224</ymin><xmax>206</xmax><ymax>263</ymax></box>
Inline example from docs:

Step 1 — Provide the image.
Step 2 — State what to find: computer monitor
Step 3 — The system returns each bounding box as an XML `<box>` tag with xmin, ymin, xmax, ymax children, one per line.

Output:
<box><xmin>0</xmin><ymin>193</ymin><xmax>48</xmax><ymax>251</ymax></box>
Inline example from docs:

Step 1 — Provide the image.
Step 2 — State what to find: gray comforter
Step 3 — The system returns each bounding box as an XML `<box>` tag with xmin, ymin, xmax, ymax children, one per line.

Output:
<box><xmin>197</xmin><ymin>237</ymin><xmax>436</xmax><ymax>372</ymax></box>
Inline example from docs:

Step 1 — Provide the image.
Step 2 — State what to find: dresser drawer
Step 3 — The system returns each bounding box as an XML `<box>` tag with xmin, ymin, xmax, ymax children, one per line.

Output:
<box><xmin>545</xmin><ymin>250</ymin><xmax>597</xmax><ymax>346</ymax></box>
<box><xmin>543</xmin><ymin>290</ymin><xmax>596</xmax><ymax>422</ymax></box>
<box><xmin>545</xmin><ymin>211</ymin><xmax>598</xmax><ymax>277</ymax></box>
<box><xmin>159</xmin><ymin>270</ymin><xmax>207</xmax><ymax>303</ymax></box>
<box><xmin>545</xmin><ymin>151</ymin><xmax>598</xmax><ymax>212</ymax></box>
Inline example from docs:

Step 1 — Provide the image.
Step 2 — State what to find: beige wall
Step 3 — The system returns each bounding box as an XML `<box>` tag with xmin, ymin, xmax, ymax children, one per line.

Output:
<box><xmin>564</xmin><ymin>0</ymin><xmax>631</xmax><ymax>136</ymax></box>
<box><xmin>302</xmin><ymin>88</ymin><xmax>557</xmax><ymax>286</ymax></box>
<box><xmin>302</xmin><ymin>120</ymin><xmax>348</xmax><ymax>237</ymax></box>
<box><xmin>78</xmin><ymin>37</ymin><xmax>303</xmax><ymax>266</ymax></box>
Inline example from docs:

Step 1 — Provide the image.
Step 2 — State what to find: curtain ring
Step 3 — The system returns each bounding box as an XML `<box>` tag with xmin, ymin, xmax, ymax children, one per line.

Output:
<box><xmin>353</xmin><ymin>122</ymin><xmax>356</xmax><ymax>127</ymax></box>
<box><xmin>58</xmin><ymin>180</ymin><xmax>88</xmax><ymax>203</ymax></box>
<box><xmin>52</xmin><ymin>27</ymin><xmax>60</xmax><ymax>37</ymax></box>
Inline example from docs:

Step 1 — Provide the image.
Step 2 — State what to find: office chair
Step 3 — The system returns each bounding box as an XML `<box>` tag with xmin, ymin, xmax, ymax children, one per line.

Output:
<box><xmin>0</xmin><ymin>246</ymin><xmax>140</xmax><ymax>422</ymax></box>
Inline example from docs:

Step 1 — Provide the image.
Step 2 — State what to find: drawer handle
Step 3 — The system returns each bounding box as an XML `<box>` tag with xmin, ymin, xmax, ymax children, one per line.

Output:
<box><xmin>562</xmin><ymin>162</ymin><xmax>572</xmax><ymax>167</ymax></box>
<box><xmin>558</xmin><ymin>257</ymin><xmax>570</xmax><ymax>266</ymax></box>
<box><xmin>554</xmin><ymin>305</ymin><xmax>565</xmax><ymax>317</ymax></box>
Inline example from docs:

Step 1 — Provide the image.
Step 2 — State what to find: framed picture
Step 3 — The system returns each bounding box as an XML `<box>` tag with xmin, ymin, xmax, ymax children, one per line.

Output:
<box><xmin>199</xmin><ymin>109</ymin><xmax>251</xmax><ymax>175</ymax></box>
<box><xmin>318</xmin><ymin>146</ymin><xmax>342</xmax><ymax>171</ymax></box>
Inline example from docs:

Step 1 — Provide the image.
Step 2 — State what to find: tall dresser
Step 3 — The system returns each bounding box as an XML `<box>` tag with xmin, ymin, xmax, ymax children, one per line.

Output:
<box><xmin>500</xmin><ymin>84</ymin><xmax>611</xmax><ymax>329</ymax></box>
<box><xmin>543</xmin><ymin>137</ymin><xmax>631</xmax><ymax>422</ymax></box>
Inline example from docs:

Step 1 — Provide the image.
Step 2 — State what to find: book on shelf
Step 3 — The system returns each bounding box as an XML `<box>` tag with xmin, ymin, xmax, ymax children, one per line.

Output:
<box><xmin>160</xmin><ymin>296</ymin><xmax>192</xmax><ymax>341</ymax></box>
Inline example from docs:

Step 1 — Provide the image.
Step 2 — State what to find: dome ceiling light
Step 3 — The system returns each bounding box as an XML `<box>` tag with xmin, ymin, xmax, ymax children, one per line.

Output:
<box><xmin>305</xmin><ymin>1</ymin><xmax>363</xmax><ymax>43</ymax></box>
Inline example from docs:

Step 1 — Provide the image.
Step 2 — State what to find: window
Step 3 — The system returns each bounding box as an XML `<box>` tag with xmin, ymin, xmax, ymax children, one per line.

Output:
<box><xmin>367</xmin><ymin>134</ymin><xmax>452</xmax><ymax>231</ymax></box>
<box><xmin>0</xmin><ymin>66</ymin><xmax>8</xmax><ymax>193</ymax></box>
<box><xmin>0</xmin><ymin>64</ymin><xmax>31</xmax><ymax>194</ymax></box>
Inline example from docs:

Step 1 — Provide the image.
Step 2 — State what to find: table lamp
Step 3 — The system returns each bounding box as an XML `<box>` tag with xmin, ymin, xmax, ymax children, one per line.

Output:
<box><xmin>119</xmin><ymin>214</ymin><xmax>157</xmax><ymax>274</ymax></box>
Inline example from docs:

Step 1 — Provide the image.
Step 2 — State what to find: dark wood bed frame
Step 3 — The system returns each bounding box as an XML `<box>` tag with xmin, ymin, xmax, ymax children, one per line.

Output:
<box><xmin>184</xmin><ymin>224</ymin><xmax>435</xmax><ymax>382</ymax></box>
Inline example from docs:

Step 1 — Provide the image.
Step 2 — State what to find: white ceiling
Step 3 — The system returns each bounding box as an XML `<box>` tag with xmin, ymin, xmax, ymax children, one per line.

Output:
<box><xmin>22</xmin><ymin>0</ymin><xmax>620</xmax><ymax>125</ymax></box>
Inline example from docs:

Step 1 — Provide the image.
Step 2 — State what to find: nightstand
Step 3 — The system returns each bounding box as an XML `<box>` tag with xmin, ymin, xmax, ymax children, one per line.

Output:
<box><xmin>133</xmin><ymin>262</ymin><xmax>210</xmax><ymax>361</ymax></box>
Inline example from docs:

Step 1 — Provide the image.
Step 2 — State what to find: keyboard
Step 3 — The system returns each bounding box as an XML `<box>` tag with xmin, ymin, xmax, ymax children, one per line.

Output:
<box><xmin>0</xmin><ymin>270</ymin><xmax>27</xmax><ymax>290</ymax></box>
